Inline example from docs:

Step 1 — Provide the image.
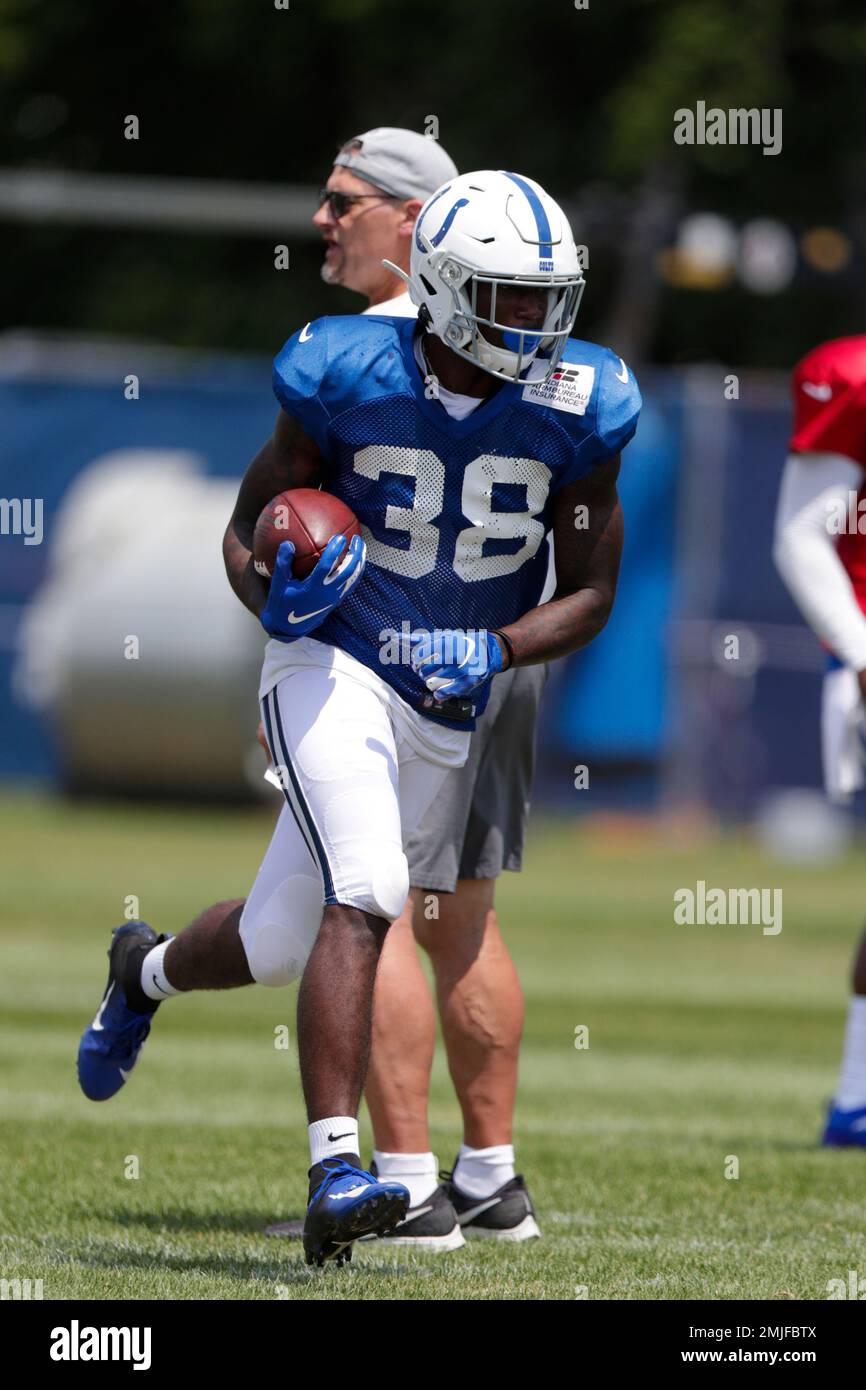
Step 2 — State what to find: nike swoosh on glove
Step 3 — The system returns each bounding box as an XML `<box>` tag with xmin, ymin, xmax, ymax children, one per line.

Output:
<box><xmin>261</xmin><ymin>532</ymin><xmax>366</xmax><ymax>642</ymax></box>
<box><xmin>409</xmin><ymin>628</ymin><xmax>505</xmax><ymax>701</ymax></box>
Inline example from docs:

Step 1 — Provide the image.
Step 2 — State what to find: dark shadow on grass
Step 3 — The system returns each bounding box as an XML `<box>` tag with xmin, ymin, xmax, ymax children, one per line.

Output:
<box><xmin>98</xmin><ymin>1206</ymin><xmax>303</xmax><ymax>1235</ymax></box>
<box><xmin>69</xmin><ymin>1241</ymin><xmax>418</xmax><ymax>1286</ymax></box>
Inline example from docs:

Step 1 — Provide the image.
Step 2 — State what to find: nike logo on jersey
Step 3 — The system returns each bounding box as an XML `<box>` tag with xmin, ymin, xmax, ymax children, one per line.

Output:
<box><xmin>801</xmin><ymin>381</ymin><xmax>833</xmax><ymax>401</ymax></box>
<box><xmin>615</xmin><ymin>357</ymin><xmax>629</xmax><ymax>383</ymax></box>
<box><xmin>91</xmin><ymin>983</ymin><xmax>116</xmax><ymax>1032</ymax></box>
<box><xmin>299</xmin><ymin>322</ymin><xmax>313</xmax><ymax>342</ymax></box>
<box><xmin>286</xmin><ymin>604</ymin><xmax>331</xmax><ymax>624</ymax></box>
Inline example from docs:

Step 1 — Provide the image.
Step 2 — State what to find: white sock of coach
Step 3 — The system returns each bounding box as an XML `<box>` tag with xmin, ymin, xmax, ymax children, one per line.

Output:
<box><xmin>308</xmin><ymin>1118</ymin><xmax>360</xmax><ymax>1167</ymax></box>
<box><xmin>140</xmin><ymin>940</ymin><xmax>181</xmax><ymax>1002</ymax></box>
<box><xmin>835</xmin><ymin>995</ymin><xmax>866</xmax><ymax>1111</ymax></box>
<box><xmin>371</xmin><ymin>1150</ymin><xmax>438</xmax><ymax>1208</ymax></box>
<box><xmin>453</xmin><ymin>1142</ymin><xmax>515</xmax><ymax>1198</ymax></box>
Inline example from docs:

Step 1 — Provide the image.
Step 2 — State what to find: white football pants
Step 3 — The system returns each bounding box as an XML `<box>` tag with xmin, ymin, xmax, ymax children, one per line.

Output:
<box><xmin>239</xmin><ymin>652</ymin><xmax>469</xmax><ymax>986</ymax></box>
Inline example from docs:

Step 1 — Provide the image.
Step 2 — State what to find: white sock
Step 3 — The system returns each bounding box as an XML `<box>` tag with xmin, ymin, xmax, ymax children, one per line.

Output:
<box><xmin>372</xmin><ymin>1150</ymin><xmax>437</xmax><ymax>1208</ymax></box>
<box><xmin>835</xmin><ymin>995</ymin><xmax>866</xmax><ymax>1110</ymax></box>
<box><xmin>308</xmin><ymin>1118</ymin><xmax>359</xmax><ymax>1167</ymax></box>
<box><xmin>454</xmin><ymin>1143</ymin><xmax>515</xmax><ymax>1198</ymax></box>
<box><xmin>140</xmin><ymin>939</ymin><xmax>181</xmax><ymax>1001</ymax></box>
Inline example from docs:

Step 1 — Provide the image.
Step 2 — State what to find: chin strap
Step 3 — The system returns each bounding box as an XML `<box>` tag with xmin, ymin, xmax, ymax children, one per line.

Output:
<box><xmin>380</xmin><ymin>257</ymin><xmax>411</xmax><ymax>288</ymax></box>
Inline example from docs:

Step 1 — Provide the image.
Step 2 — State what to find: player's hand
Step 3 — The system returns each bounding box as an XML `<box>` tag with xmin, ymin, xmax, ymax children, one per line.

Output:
<box><xmin>260</xmin><ymin>533</ymin><xmax>366</xmax><ymax>643</ymax></box>
<box><xmin>409</xmin><ymin>628</ymin><xmax>506</xmax><ymax>701</ymax></box>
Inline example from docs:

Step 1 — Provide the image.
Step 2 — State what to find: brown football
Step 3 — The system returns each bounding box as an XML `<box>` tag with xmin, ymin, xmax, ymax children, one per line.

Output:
<box><xmin>253</xmin><ymin>488</ymin><xmax>362</xmax><ymax>581</ymax></box>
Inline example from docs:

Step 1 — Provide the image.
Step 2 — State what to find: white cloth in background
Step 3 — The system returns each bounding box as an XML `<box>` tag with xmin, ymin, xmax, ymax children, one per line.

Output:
<box><xmin>362</xmin><ymin>290</ymin><xmax>415</xmax><ymax>318</ymax></box>
<box><xmin>822</xmin><ymin>663</ymin><xmax>866</xmax><ymax>804</ymax></box>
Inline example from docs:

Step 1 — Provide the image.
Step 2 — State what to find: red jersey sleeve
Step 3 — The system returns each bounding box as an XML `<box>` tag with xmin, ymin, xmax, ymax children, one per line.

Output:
<box><xmin>789</xmin><ymin>336</ymin><xmax>866</xmax><ymax>467</ymax></box>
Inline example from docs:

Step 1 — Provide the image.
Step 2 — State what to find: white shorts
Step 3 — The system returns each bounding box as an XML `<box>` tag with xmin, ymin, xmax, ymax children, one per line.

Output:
<box><xmin>239</xmin><ymin>637</ymin><xmax>470</xmax><ymax>986</ymax></box>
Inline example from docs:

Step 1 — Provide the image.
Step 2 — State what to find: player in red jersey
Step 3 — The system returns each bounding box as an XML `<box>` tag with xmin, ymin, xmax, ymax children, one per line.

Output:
<box><xmin>773</xmin><ymin>335</ymin><xmax>866</xmax><ymax>1145</ymax></box>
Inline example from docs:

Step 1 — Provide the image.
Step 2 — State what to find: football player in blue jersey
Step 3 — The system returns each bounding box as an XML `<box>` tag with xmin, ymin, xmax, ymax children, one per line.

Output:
<box><xmin>77</xmin><ymin>168</ymin><xmax>641</xmax><ymax>1266</ymax></box>
<box><xmin>309</xmin><ymin>131</ymin><xmax>559</xmax><ymax>1248</ymax></box>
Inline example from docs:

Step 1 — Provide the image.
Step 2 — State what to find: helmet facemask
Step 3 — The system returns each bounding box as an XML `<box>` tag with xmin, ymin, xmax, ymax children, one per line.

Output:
<box><xmin>431</xmin><ymin>256</ymin><xmax>585</xmax><ymax>385</ymax></box>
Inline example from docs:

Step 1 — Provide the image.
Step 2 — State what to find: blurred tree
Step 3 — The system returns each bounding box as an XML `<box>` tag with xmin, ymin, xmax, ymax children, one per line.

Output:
<box><xmin>0</xmin><ymin>0</ymin><xmax>864</xmax><ymax>364</ymax></box>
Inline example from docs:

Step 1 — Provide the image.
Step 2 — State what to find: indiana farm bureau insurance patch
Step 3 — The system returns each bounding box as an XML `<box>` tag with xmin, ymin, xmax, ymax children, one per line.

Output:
<box><xmin>522</xmin><ymin>363</ymin><xmax>596</xmax><ymax>415</ymax></box>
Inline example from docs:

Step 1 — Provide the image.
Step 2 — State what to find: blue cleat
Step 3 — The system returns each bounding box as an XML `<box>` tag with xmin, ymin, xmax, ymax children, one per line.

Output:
<box><xmin>303</xmin><ymin>1158</ymin><xmax>410</xmax><ymax>1267</ymax></box>
<box><xmin>821</xmin><ymin>1101</ymin><xmax>866</xmax><ymax>1147</ymax></box>
<box><xmin>77</xmin><ymin>922</ymin><xmax>170</xmax><ymax>1101</ymax></box>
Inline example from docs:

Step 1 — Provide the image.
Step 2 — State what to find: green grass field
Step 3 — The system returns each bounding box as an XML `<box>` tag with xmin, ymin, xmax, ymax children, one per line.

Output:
<box><xmin>1</xmin><ymin>789</ymin><xmax>865</xmax><ymax>1301</ymax></box>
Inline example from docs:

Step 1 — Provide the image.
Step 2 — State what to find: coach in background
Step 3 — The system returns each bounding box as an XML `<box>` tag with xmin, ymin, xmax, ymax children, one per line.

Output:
<box><xmin>310</xmin><ymin>128</ymin><xmax>546</xmax><ymax>1246</ymax></box>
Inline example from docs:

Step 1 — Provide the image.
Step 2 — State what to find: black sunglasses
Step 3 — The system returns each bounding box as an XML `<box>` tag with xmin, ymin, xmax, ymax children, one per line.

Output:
<box><xmin>317</xmin><ymin>186</ymin><xmax>397</xmax><ymax>219</ymax></box>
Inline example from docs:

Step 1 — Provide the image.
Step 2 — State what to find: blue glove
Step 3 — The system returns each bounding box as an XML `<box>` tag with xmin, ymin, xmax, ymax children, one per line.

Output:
<box><xmin>409</xmin><ymin>628</ymin><xmax>505</xmax><ymax>702</ymax></box>
<box><xmin>261</xmin><ymin>532</ymin><xmax>366</xmax><ymax>643</ymax></box>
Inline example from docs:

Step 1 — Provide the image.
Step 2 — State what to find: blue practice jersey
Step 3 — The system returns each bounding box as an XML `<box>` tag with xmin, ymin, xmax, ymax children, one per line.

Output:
<box><xmin>272</xmin><ymin>315</ymin><xmax>641</xmax><ymax>726</ymax></box>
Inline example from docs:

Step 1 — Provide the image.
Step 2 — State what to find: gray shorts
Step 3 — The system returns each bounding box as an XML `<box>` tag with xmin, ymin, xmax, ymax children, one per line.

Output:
<box><xmin>404</xmin><ymin>662</ymin><xmax>548</xmax><ymax>893</ymax></box>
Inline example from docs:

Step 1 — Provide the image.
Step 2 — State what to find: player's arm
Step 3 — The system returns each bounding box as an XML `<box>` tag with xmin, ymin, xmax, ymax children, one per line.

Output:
<box><xmin>495</xmin><ymin>455</ymin><xmax>623</xmax><ymax>667</ymax></box>
<box><xmin>772</xmin><ymin>451</ymin><xmax>866</xmax><ymax>696</ymax></box>
<box><xmin>223</xmin><ymin>407</ymin><xmax>325</xmax><ymax>619</ymax></box>
<box><xmin>411</xmin><ymin>458</ymin><xmax>623</xmax><ymax>698</ymax></box>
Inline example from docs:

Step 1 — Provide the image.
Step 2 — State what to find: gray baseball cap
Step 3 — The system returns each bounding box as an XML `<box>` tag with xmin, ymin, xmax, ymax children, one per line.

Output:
<box><xmin>333</xmin><ymin>127</ymin><xmax>458</xmax><ymax>202</ymax></box>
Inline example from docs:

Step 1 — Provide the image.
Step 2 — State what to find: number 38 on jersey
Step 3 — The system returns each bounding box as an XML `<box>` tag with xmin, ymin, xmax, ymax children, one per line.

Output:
<box><xmin>354</xmin><ymin>444</ymin><xmax>550</xmax><ymax>583</ymax></box>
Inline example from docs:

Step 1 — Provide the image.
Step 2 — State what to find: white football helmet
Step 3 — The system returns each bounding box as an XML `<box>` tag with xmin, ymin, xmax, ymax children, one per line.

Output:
<box><xmin>388</xmin><ymin>169</ymin><xmax>585</xmax><ymax>384</ymax></box>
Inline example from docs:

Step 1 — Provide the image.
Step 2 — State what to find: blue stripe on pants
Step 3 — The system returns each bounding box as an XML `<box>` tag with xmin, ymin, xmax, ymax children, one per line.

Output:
<box><xmin>264</xmin><ymin>688</ymin><xmax>338</xmax><ymax>905</ymax></box>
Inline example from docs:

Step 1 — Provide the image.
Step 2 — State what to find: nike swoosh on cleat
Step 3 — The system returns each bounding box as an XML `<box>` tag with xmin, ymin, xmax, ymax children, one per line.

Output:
<box><xmin>615</xmin><ymin>357</ymin><xmax>629</xmax><ymax>384</ymax></box>
<box><xmin>91</xmin><ymin>982</ymin><xmax>116</xmax><ymax>1032</ymax></box>
<box><xmin>457</xmin><ymin>1197</ymin><xmax>500</xmax><ymax>1223</ymax></box>
<box><xmin>394</xmin><ymin>1204</ymin><xmax>433</xmax><ymax>1227</ymax></box>
<box><xmin>330</xmin><ymin>1185</ymin><xmax>371</xmax><ymax>1200</ymax></box>
<box><xmin>299</xmin><ymin>322</ymin><xmax>313</xmax><ymax>342</ymax></box>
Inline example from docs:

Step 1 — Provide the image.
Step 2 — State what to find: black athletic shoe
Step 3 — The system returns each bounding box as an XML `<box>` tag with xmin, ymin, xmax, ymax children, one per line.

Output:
<box><xmin>441</xmin><ymin>1165</ymin><xmax>541</xmax><ymax>1241</ymax></box>
<box><xmin>362</xmin><ymin>1181</ymin><xmax>465</xmax><ymax>1253</ymax></box>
